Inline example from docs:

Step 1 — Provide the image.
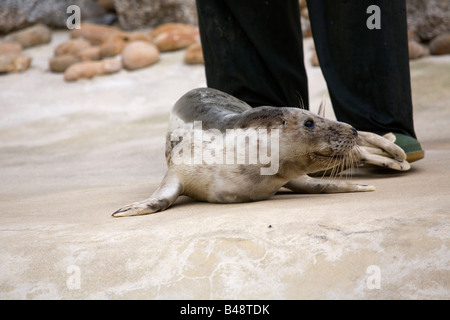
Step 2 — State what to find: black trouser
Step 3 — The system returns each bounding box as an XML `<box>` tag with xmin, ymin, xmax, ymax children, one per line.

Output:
<box><xmin>196</xmin><ymin>0</ymin><xmax>417</xmax><ymax>138</ymax></box>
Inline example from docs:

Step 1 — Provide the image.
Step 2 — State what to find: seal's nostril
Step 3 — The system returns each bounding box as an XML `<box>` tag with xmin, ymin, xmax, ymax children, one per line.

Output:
<box><xmin>351</xmin><ymin>127</ymin><xmax>358</xmax><ymax>137</ymax></box>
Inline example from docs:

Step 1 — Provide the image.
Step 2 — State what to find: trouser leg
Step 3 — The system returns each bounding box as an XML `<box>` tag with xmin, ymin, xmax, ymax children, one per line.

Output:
<box><xmin>196</xmin><ymin>0</ymin><xmax>309</xmax><ymax>109</ymax></box>
<box><xmin>308</xmin><ymin>0</ymin><xmax>417</xmax><ymax>137</ymax></box>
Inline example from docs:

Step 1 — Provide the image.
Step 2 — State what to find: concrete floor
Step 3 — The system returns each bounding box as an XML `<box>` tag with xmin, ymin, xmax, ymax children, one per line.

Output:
<box><xmin>0</xmin><ymin>31</ymin><xmax>449</xmax><ymax>299</ymax></box>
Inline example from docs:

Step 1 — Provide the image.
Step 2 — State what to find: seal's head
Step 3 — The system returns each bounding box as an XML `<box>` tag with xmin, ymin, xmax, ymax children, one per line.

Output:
<box><xmin>260</xmin><ymin>107</ymin><xmax>359</xmax><ymax>177</ymax></box>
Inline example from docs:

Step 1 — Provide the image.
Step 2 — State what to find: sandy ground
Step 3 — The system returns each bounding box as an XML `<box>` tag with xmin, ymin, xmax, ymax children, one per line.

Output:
<box><xmin>0</xmin><ymin>31</ymin><xmax>449</xmax><ymax>299</ymax></box>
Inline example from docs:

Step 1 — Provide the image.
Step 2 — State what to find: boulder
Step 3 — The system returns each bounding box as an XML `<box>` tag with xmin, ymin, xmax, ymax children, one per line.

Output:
<box><xmin>406</xmin><ymin>0</ymin><xmax>450</xmax><ymax>41</ymax></box>
<box><xmin>0</xmin><ymin>0</ymin><xmax>106</xmax><ymax>34</ymax></box>
<box><xmin>113</xmin><ymin>0</ymin><xmax>197</xmax><ymax>30</ymax></box>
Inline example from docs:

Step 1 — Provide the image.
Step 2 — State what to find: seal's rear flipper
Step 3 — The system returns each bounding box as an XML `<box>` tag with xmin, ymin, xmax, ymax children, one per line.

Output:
<box><xmin>112</xmin><ymin>171</ymin><xmax>183</xmax><ymax>217</ymax></box>
<box><xmin>284</xmin><ymin>175</ymin><xmax>375</xmax><ymax>194</ymax></box>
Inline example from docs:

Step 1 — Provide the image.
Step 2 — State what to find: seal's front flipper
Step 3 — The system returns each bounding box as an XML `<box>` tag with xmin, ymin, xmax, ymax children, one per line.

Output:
<box><xmin>284</xmin><ymin>175</ymin><xmax>375</xmax><ymax>194</ymax></box>
<box><xmin>112</xmin><ymin>171</ymin><xmax>183</xmax><ymax>217</ymax></box>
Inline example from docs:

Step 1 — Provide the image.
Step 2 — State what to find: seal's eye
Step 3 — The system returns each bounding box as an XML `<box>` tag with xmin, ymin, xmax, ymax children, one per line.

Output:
<box><xmin>304</xmin><ymin>119</ymin><xmax>315</xmax><ymax>129</ymax></box>
<box><xmin>282</xmin><ymin>120</ymin><xmax>287</xmax><ymax>126</ymax></box>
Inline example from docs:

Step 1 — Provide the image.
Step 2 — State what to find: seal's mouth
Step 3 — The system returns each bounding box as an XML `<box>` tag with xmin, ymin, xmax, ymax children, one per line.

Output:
<box><xmin>313</xmin><ymin>152</ymin><xmax>346</xmax><ymax>160</ymax></box>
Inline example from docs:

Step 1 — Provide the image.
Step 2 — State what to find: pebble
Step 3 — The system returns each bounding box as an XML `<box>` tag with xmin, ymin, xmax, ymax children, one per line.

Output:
<box><xmin>64</xmin><ymin>59</ymin><xmax>122</xmax><ymax>81</ymax></box>
<box><xmin>71</xmin><ymin>22</ymin><xmax>123</xmax><ymax>45</ymax></box>
<box><xmin>5</xmin><ymin>24</ymin><xmax>51</xmax><ymax>49</ymax></box>
<box><xmin>54</xmin><ymin>38</ymin><xmax>91</xmax><ymax>57</ymax></box>
<box><xmin>121</xmin><ymin>41</ymin><xmax>160</xmax><ymax>70</ymax></box>
<box><xmin>99</xmin><ymin>34</ymin><xmax>127</xmax><ymax>58</ymax></box>
<box><xmin>49</xmin><ymin>54</ymin><xmax>81</xmax><ymax>73</ymax></box>
<box><xmin>151</xmin><ymin>23</ymin><xmax>199</xmax><ymax>52</ymax></box>
<box><xmin>408</xmin><ymin>40</ymin><xmax>428</xmax><ymax>60</ymax></box>
<box><xmin>184</xmin><ymin>42</ymin><xmax>204</xmax><ymax>65</ymax></box>
<box><xmin>0</xmin><ymin>42</ymin><xmax>23</xmax><ymax>55</ymax></box>
<box><xmin>429</xmin><ymin>33</ymin><xmax>450</xmax><ymax>55</ymax></box>
<box><xmin>0</xmin><ymin>54</ymin><xmax>32</xmax><ymax>73</ymax></box>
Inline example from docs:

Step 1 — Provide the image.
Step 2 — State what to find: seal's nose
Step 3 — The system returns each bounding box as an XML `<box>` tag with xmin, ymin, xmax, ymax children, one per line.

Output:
<box><xmin>350</xmin><ymin>127</ymin><xmax>358</xmax><ymax>137</ymax></box>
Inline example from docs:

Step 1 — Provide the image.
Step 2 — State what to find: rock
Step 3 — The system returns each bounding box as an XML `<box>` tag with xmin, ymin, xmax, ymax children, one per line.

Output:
<box><xmin>71</xmin><ymin>22</ymin><xmax>123</xmax><ymax>45</ymax></box>
<box><xmin>184</xmin><ymin>42</ymin><xmax>204</xmax><ymax>65</ymax></box>
<box><xmin>429</xmin><ymin>33</ymin><xmax>450</xmax><ymax>55</ymax></box>
<box><xmin>121</xmin><ymin>41</ymin><xmax>159</xmax><ymax>70</ymax></box>
<box><xmin>153</xmin><ymin>31</ymin><xmax>197</xmax><ymax>52</ymax></box>
<box><xmin>302</xmin><ymin>20</ymin><xmax>312</xmax><ymax>38</ymax></box>
<box><xmin>99</xmin><ymin>34</ymin><xmax>127</xmax><ymax>57</ymax></box>
<box><xmin>114</xmin><ymin>0</ymin><xmax>197</xmax><ymax>30</ymax></box>
<box><xmin>0</xmin><ymin>42</ymin><xmax>22</xmax><ymax>55</ymax></box>
<box><xmin>150</xmin><ymin>23</ymin><xmax>193</xmax><ymax>38</ymax></box>
<box><xmin>408</xmin><ymin>40</ymin><xmax>428</xmax><ymax>60</ymax></box>
<box><xmin>49</xmin><ymin>54</ymin><xmax>81</xmax><ymax>72</ymax></box>
<box><xmin>54</xmin><ymin>38</ymin><xmax>91</xmax><ymax>56</ymax></box>
<box><xmin>406</xmin><ymin>0</ymin><xmax>450</xmax><ymax>41</ymax></box>
<box><xmin>4</xmin><ymin>24</ymin><xmax>51</xmax><ymax>49</ymax></box>
<box><xmin>408</xmin><ymin>30</ymin><xmax>420</xmax><ymax>42</ymax></box>
<box><xmin>64</xmin><ymin>58</ymin><xmax>122</xmax><ymax>81</ymax></box>
<box><xmin>152</xmin><ymin>23</ymin><xmax>199</xmax><ymax>52</ymax></box>
<box><xmin>99</xmin><ymin>31</ymin><xmax>155</xmax><ymax>58</ymax></box>
<box><xmin>0</xmin><ymin>0</ymin><xmax>106</xmax><ymax>34</ymax></box>
<box><xmin>124</xmin><ymin>31</ymin><xmax>153</xmax><ymax>43</ymax></box>
<box><xmin>77</xmin><ymin>46</ymin><xmax>102</xmax><ymax>61</ymax></box>
<box><xmin>301</xmin><ymin>7</ymin><xmax>309</xmax><ymax>20</ymax></box>
<box><xmin>0</xmin><ymin>54</ymin><xmax>32</xmax><ymax>73</ymax></box>
<box><xmin>98</xmin><ymin>0</ymin><xmax>116</xmax><ymax>12</ymax></box>
<box><xmin>299</xmin><ymin>0</ymin><xmax>307</xmax><ymax>10</ymax></box>
<box><xmin>310</xmin><ymin>50</ymin><xmax>319</xmax><ymax>67</ymax></box>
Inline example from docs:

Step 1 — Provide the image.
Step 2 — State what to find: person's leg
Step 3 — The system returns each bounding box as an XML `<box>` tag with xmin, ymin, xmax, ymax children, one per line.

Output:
<box><xmin>308</xmin><ymin>0</ymin><xmax>419</xmax><ymax>139</ymax></box>
<box><xmin>196</xmin><ymin>0</ymin><xmax>309</xmax><ymax>109</ymax></box>
<box><xmin>308</xmin><ymin>0</ymin><xmax>423</xmax><ymax>161</ymax></box>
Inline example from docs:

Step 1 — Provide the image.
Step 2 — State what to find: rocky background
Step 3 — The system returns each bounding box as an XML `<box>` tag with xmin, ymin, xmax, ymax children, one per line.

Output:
<box><xmin>0</xmin><ymin>0</ymin><xmax>449</xmax><ymax>76</ymax></box>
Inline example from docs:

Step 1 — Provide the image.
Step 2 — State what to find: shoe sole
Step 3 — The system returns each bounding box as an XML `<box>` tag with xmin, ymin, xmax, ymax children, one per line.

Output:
<box><xmin>406</xmin><ymin>150</ymin><xmax>425</xmax><ymax>163</ymax></box>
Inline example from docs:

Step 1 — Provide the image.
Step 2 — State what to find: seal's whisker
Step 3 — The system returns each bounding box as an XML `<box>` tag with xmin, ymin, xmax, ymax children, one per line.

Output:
<box><xmin>317</xmin><ymin>95</ymin><xmax>327</xmax><ymax>117</ymax></box>
<box><xmin>318</xmin><ymin>154</ymin><xmax>339</xmax><ymax>182</ymax></box>
<box><xmin>295</xmin><ymin>91</ymin><xmax>306</xmax><ymax>110</ymax></box>
<box><xmin>350</xmin><ymin>145</ymin><xmax>363</xmax><ymax>176</ymax></box>
<box><xmin>343</xmin><ymin>146</ymin><xmax>361</xmax><ymax>179</ymax></box>
<box><xmin>345</xmin><ymin>152</ymin><xmax>354</xmax><ymax>179</ymax></box>
<box><xmin>342</xmin><ymin>152</ymin><xmax>350</xmax><ymax>178</ymax></box>
<box><xmin>327</xmin><ymin>155</ymin><xmax>340</xmax><ymax>181</ymax></box>
<box><xmin>317</xmin><ymin>155</ymin><xmax>339</xmax><ymax>192</ymax></box>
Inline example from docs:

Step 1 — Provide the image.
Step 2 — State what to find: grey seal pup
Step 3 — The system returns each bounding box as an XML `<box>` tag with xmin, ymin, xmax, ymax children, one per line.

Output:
<box><xmin>113</xmin><ymin>87</ymin><xmax>389</xmax><ymax>217</ymax></box>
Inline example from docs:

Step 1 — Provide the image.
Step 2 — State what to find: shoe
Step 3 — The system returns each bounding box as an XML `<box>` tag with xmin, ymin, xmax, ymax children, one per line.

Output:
<box><xmin>391</xmin><ymin>133</ymin><xmax>425</xmax><ymax>162</ymax></box>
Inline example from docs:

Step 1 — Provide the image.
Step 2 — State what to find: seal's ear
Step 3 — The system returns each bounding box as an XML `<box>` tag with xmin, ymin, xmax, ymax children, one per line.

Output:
<box><xmin>317</xmin><ymin>96</ymin><xmax>326</xmax><ymax>118</ymax></box>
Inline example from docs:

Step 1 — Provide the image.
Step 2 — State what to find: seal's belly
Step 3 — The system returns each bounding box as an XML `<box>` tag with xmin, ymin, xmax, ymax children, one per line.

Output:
<box><xmin>177</xmin><ymin>165</ymin><xmax>282</xmax><ymax>203</ymax></box>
